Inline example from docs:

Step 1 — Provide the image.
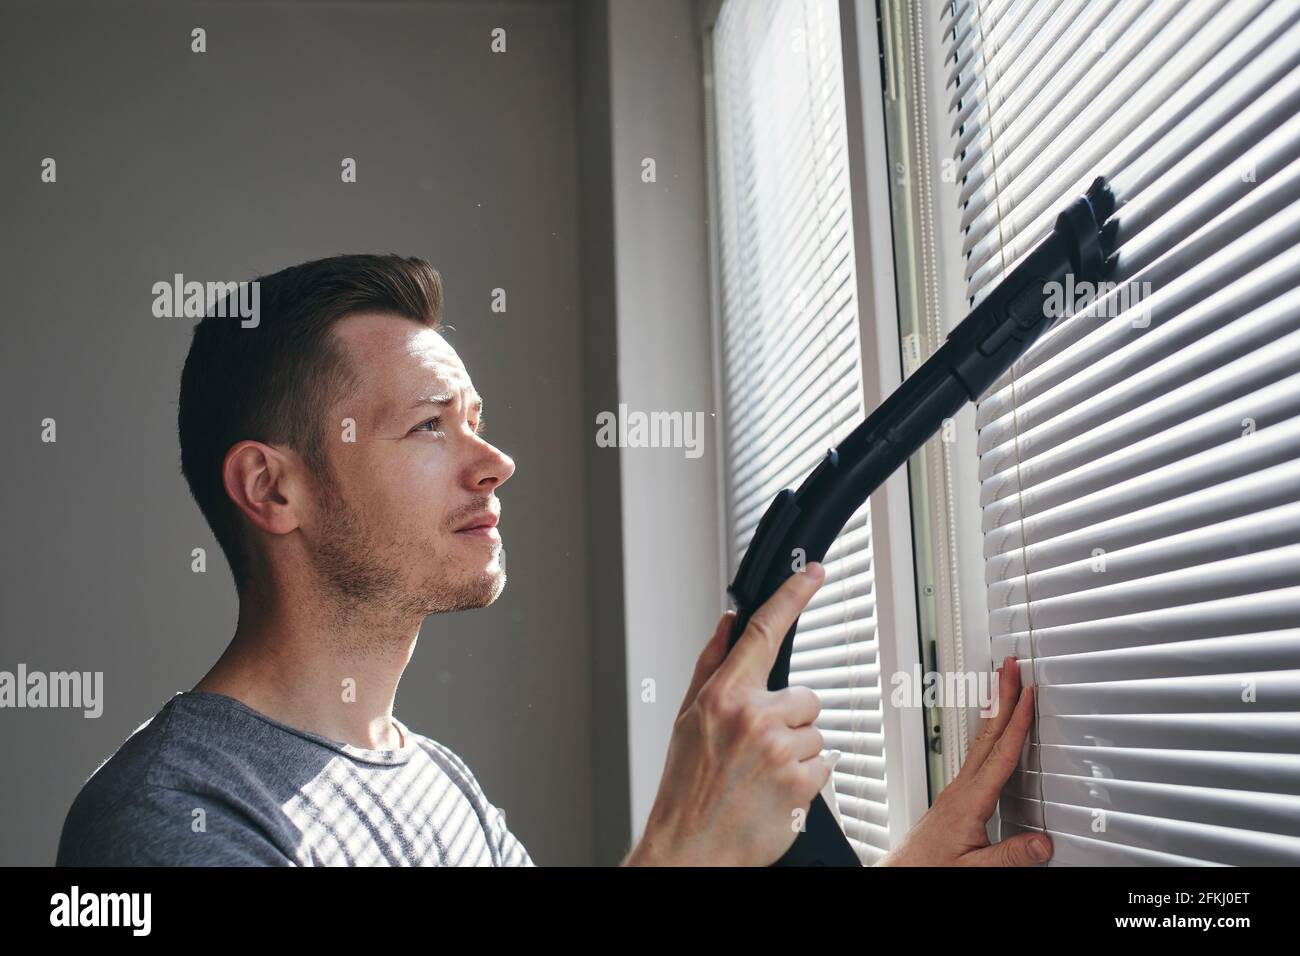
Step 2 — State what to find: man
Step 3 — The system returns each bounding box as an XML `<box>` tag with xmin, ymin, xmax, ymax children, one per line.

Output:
<box><xmin>56</xmin><ymin>254</ymin><xmax>1050</xmax><ymax>867</ymax></box>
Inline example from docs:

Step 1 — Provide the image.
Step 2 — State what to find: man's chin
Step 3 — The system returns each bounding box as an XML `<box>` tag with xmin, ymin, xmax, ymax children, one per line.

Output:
<box><xmin>471</xmin><ymin>566</ymin><xmax>507</xmax><ymax>608</ymax></box>
<box><xmin>415</xmin><ymin>566</ymin><xmax>506</xmax><ymax>615</ymax></box>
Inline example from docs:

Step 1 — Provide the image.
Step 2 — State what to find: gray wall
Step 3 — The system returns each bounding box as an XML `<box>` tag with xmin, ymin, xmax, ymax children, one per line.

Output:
<box><xmin>0</xmin><ymin>0</ymin><xmax>614</xmax><ymax>865</ymax></box>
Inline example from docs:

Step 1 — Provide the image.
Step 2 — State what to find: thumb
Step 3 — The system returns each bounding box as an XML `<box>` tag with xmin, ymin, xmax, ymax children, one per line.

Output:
<box><xmin>677</xmin><ymin>610</ymin><xmax>736</xmax><ymax>719</ymax></box>
<box><xmin>964</xmin><ymin>833</ymin><xmax>1053</xmax><ymax>867</ymax></box>
<box><xmin>723</xmin><ymin>562</ymin><xmax>826</xmax><ymax>686</ymax></box>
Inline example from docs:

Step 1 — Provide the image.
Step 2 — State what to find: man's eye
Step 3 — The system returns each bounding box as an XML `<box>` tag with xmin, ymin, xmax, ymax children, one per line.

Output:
<box><xmin>413</xmin><ymin>417</ymin><xmax>443</xmax><ymax>435</ymax></box>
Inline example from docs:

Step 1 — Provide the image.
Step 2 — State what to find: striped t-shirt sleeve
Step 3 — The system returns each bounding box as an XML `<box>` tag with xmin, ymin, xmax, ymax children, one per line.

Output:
<box><xmin>424</xmin><ymin>738</ymin><xmax>535</xmax><ymax>867</ymax></box>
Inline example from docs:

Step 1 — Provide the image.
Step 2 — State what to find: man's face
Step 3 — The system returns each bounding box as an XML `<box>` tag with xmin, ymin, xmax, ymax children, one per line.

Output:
<box><xmin>304</xmin><ymin>312</ymin><xmax>515</xmax><ymax>618</ymax></box>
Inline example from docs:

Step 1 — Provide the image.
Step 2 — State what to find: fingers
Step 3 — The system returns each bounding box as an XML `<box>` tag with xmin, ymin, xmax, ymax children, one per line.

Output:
<box><xmin>961</xmin><ymin>832</ymin><xmax>1053</xmax><ymax>867</ymax></box>
<box><xmin>961</xmin><ymin>655</ymin><xmax>1022</xmax><ymax>781</ymax></box>
<box><xmin>770</xmin><ymin>685</ymin><xmax>821</xmax><ymax>728</ymax></box>
<box><xmin>678</xmin><ymin>610</ymin><xmax>736</xmax><ymax>719</ymax></box>
<box><xmin>786</xmin><ymin>724</ymin><xmax>825</xmax><ymax>762</ymax></box>
<box><xmin>722</xmin><ymin>563</ymin><xmax>826</xmax><ymax>687</ymax></box>
<box><xmin>797</xmin><ymin>749</ymin><xmax>835</xmax><ymax>794</ymax></box>
<box><xmin>967</xmin><ymin>684</ymin><xmax>1035</xmax><ymax>819</ymax></box>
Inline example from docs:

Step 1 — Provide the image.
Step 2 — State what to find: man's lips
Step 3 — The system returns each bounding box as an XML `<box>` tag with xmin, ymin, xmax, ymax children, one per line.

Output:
<box><xmin>455</xmin><ymin>513</ymin><xmax>500</xmax><ymax>538</ymax></box>
<box><xmin>456</xmin><ymin>525</ymin><xmax>500</xmax><ymax>539</ymax></box>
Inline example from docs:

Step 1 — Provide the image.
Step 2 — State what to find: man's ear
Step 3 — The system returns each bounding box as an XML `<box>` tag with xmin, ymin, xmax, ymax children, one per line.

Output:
<box><xmin>222</xmin><ymin>440</ymin><xmax>303</xmax><ymax>536</ymax></box>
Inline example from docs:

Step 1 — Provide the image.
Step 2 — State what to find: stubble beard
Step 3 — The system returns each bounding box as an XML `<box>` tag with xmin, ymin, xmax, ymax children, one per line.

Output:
<box><xmin>311</xmin><ymin>475</ymin><xmax>506</xmax><ymax>627</ymax></box>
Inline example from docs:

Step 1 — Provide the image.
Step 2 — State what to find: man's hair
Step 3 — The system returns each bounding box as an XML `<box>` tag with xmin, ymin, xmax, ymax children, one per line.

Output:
<box><xmin>178</xmin><ymin>254</ymin><xmax>445</xmax><ymax>590</ymax></box>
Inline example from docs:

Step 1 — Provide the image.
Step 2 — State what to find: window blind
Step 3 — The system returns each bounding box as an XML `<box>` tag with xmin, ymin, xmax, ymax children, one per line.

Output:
<box><xmin>943</xmin><ymin>0</ymin><xmax>1300</xmax><ymax>864</ymax></box>
<box><xmin>711</xmin><ymin>0</ymin><xmax>888</xmax><ymax>863</ymax></box>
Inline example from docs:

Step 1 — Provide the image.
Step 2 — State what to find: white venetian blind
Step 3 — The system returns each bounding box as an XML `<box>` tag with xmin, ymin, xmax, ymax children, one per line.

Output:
<box><xmin>711</xmin><ymin>0</ymin><xmax>888</xmax><ymax>862</ymax></box>
<box><xmin>944</xmin><ymin>0</ymin><xmax>1300</xmax><ymax>864</ymax></box>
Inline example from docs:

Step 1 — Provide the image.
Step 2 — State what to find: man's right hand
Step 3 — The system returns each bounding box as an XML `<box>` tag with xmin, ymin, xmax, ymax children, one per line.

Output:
<box><xmin>623</xmin><ymin>562</ymin><xmax>832</xmax><ymax>866</ymax></box>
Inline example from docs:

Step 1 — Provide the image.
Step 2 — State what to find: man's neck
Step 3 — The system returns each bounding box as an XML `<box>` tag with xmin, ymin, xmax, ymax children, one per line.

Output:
<box><xmin>193</xmin><ymin>584</ymin><xmax>421</xmax><ymax>752</ymax></box>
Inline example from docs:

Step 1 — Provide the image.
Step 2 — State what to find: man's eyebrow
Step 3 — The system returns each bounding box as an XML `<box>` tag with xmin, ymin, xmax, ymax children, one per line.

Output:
<box><xmin>407</xmin><ymin>392</ymin><xmax>485</xmax><ymax>430</ymax></box>
<box><xmin>409</xmin><ymin>393</ymin><xmax>483</xmax><ymax>411</ymax></box>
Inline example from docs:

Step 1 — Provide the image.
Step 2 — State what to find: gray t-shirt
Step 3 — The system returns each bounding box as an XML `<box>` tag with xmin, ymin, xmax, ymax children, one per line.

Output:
<box><xmin>56</xmin><ymin>690</ymin><xmax>534</xmax><ymax>866</ymax></box>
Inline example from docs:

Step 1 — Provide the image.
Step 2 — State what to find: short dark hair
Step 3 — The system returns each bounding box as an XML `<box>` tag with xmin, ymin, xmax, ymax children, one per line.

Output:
<box><xmin>178</xmin><ymin>254</ymin><xmax>445</xmax><ymax>589</ymax></box>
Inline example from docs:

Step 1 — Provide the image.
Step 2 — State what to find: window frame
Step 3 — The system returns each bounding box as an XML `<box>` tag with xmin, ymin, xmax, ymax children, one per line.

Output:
<box><xmin>875</xmin><ymin>0</ymin><xmax>999</xmax><ymax>803</ymax></box>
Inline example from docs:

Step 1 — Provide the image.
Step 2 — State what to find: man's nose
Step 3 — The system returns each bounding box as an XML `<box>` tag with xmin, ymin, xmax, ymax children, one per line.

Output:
<box><xmin>473</xmin><ymin>442</ymin><xmax>515</xmax><ymax>489</ymax></box>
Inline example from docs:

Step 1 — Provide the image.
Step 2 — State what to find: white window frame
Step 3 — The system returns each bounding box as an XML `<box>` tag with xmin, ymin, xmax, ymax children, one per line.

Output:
<box><xmin>875</xmin><ymin>0</ymin><xmax>999</xmax><ymax>799</ymax></box>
